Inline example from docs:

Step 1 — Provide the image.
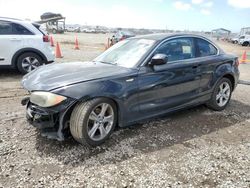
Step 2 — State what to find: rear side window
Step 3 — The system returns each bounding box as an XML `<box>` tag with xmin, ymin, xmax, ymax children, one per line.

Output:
<box><xmin>155</xmin><ymin>38</ymin><xmax>195</xmax><ymax>62</ymax></box>
<box><xmin>0</xmin><ymin>21</ymin><xmax>12</xmax><ymax>35</ymax></box>
<box><xmin>12</xmin><ymin>23</ymin><xmax>33</xmax><ymax>35</ymax></box>
<box><xmin>195</xmin><ymin>38</ymin><xmax>218</xmax><ymax>57</ymax></box>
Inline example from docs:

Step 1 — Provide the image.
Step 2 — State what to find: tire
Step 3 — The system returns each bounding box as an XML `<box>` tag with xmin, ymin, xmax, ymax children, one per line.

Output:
<box><xmin>70</xmin><ymin>98</ymin><xmax>117</xmax><ymax>146</ymax></box>
<box><xmin>242</xmin><ymin>42</ymin><xmax>249</xmax><ymax>47</ymax></box>
<box><xmin>16</xmin><ymin>52</ymin><xmax>43</xmax><ymax>74</ymax></box>
<box><xmin>206</xmin><ymin>78</ymin><xmax>232</xmax><ymax>111</ymax></box>
<box><xmin>52</xmin><ymin>29</ymin><xmax>57</xmax><ymax>34</ymax></box>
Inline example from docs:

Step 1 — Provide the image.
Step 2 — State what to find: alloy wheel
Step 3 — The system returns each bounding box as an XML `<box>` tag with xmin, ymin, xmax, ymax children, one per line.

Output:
<box><xmin>87</xmin><ymin>103</ymin><xmax>114</xmax><ymax>141</ymax></box>
<box><xmin>21</xmin><ymin>57</ymin><xmax>40</xmax><ymax>72</ymax></box>
<box><xmin>216</xmin><ymin>82</ymin><xmax>231</xmax><ymax>107</ymax></box>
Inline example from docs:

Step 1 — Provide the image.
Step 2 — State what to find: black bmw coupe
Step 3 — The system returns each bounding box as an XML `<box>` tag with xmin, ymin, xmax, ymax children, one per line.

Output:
<box><xmin>21</xmin><ymin>34</ymin><xmax>240</xmax><ymax>146</ymax></box>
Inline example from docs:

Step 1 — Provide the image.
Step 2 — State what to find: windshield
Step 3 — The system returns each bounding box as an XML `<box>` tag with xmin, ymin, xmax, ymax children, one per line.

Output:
<box><xmin>94</xmin><ymin>39</ymin><xmax>155</xmax><ymax>68</ymax></box>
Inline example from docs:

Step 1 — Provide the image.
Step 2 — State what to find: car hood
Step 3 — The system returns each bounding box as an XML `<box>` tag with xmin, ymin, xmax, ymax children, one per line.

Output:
<box><xmin>22</xmin><ymin>62</ymin><xmax>135</xmax><ymax>91</ymax></box>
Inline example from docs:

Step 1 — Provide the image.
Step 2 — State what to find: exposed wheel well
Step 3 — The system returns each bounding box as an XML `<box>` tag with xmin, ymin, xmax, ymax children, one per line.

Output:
<box><xmin>223</xmin><ymin>74</ymin><xmax>235</xmax><ymax>90</ymax></box>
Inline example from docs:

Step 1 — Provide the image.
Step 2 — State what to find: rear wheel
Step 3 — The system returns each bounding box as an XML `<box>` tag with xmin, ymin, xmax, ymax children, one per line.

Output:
<box><xmin>206</xmin><ymin>78</ymin><xmax>232</xmax><ymax>111</ymax></box>
<box><xmin>17</xmin><ymin>52</ymin><xmax>43</xmax><ymax>74</ymax></box>
<box><xmin>70</xmin><ymin>98</ymin><xmax>117</xmax><ymax>146</ymax></box>
<box><xmin>52</xmin><ymin>29</ymin><xmax>57</xmax><ymax>34</ymax></box>
<box><xmin>242</xmin><ymin>42</ymin><xmax>249</xmax><ymax>46</ymax></box>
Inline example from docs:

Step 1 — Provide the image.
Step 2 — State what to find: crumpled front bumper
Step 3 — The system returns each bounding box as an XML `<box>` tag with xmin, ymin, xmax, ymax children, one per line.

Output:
<box><xmin>22</xmin><ymin>97</ymin><xmax>76</xmax><ymax>140</ymax></box>
<box><xmin>26</xmin><ymin>103</ymin><xmax>58</xmax><ymax>129</ymax></box>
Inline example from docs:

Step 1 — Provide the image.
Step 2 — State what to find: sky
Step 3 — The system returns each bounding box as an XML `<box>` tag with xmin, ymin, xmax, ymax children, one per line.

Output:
<box><xmin>0</xmin><ymin>0</ymin><xmax>249</xmax><ymax>32</ymax></box>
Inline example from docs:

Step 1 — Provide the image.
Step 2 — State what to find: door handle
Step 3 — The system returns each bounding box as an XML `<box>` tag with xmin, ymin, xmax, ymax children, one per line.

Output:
<box><xmin>192</xmin><ymin>64</ymin><xmax>201</xmax><ymax>69</ymax></box>
<box><xmin>126</xmin><ymin>78</ymin><xmax>135</xmax><ymax>82</ymax></box>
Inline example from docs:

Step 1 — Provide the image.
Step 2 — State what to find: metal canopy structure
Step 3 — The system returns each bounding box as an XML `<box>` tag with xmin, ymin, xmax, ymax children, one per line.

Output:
<box><xmin>36</xmin><ymin>16</ymin><xmax>65</xmax><ymax>24</ymax></box>
<box><xmin>36</xmin><ymin>15</ymin><xmax>66</xmax><ymax>34</ymax></box>
<box><xmin>211</xmin><ymin>28</ymin><xmax>231</xmax><ymax>38</ymax></box>
<box><xmin>240</xmin><ymin>27</ymin><xmax>250</xmax><ymax>36</ymax></box>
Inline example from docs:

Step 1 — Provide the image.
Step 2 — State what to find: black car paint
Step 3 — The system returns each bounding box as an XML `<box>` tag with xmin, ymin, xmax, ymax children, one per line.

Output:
<box><xmin>21</xmin><ymin>34</ymin><xmax>240</xmax><ymax>140</ymax></box>
<box><xmin>22</xmin><ymin>61</ymin><xmax>137</xmax><ymax>91</ymax></box>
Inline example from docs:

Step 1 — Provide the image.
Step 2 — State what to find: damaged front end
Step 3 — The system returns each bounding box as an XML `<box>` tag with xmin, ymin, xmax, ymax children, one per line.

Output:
<box><xmin>21</xmin><ymin>96</ymin><xmax>76</xmax><ymax>141</ymax></box>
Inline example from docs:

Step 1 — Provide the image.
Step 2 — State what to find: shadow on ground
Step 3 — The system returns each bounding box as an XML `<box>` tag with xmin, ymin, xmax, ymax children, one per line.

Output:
<box><xmin>0</xmin><ymin>68</ymin><xmax>23</xmax><ymax>79</ymax></box>
<box><xmin>34</xmin><ymin>99</ymin><xmax>250</xmax><ymax>166</ymax></box>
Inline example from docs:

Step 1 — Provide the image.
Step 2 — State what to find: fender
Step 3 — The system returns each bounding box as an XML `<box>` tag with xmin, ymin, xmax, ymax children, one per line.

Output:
<box><xmin>211</xmin><ymin>61</ymin><xmax>236</xmax><ymax>90</ymax></box>
<box><xmin>11</xmin><ymin>48</ymin><xmax>48</xmax><ymax>67</ymax></box>
<box><xmin>52</xmin><ymin>77</ymin><xmax>139</xmax><ymax>127</ymax></box>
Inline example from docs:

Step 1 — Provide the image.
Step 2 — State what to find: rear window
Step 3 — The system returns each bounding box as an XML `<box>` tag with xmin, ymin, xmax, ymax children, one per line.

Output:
<box><xmin>195</xmin><ymin>38</ymin><xmax>218</xmax><ymax>57</ymax></box>
<box><xmin>32</xmin><ymin>23</ymin><xmax>47</xmax><ymax>35</ymax></box>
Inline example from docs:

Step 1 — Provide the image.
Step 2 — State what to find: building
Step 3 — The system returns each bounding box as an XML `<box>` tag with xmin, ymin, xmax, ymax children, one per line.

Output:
<box><xmin>240</xmin><ymin>27</ymin><xmax>250</xmax><ymax>36</ymax></box>
<box><xmin>211</xmin><ymin>28</ymin><xmax>231</xmax><ymax>39</ymax></box>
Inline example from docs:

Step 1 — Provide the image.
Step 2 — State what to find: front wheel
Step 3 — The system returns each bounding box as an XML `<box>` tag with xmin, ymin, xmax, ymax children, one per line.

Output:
<box><xmin>206</xmin><ymin>78</ymin><xmax>232</xmax><ymax>111</ymax></box>
<box><xmin>70</xmin><ymin>98</ymin><xmax>117</xmax><ymax>146</ymax></box>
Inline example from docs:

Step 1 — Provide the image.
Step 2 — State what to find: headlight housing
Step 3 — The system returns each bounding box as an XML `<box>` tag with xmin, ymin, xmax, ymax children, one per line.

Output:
<box><xmin>30</xmin><ymin>92</ymin><xmax>67</xmax><ymax>107</ymax></box>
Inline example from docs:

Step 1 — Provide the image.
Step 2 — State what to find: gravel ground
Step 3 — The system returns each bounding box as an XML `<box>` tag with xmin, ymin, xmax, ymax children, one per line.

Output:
<box><xmin>0</xmin><ymin>33</ymin><xmax>250</xmax><ymax>187</ymax></box>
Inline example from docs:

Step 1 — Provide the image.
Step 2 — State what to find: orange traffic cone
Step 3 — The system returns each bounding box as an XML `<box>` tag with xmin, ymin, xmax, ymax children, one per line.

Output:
<box><xmin>104</xmin><ymin>38</ymin><xmax>110</xmax><ymax>51</ymax></box>
<box><xmin>55</xmin><ymin>42</ymin><xmax>63</xmax><ymax>58</ymax></box>
<box><xmin>50</xmin><ymin>36</ymin><xmax>55</xmax><ymax>47</ymax></box>
<box><xmin>104</xmin><ymin>44</ymin><xmax>108</xmax><ymax>51</ymax></box>
<box><xmin>107</xmin><ymin>38</ymin><xmax>110</xmax><ymax>48</ymax></box>
<box><xmin>74</xmin><ymin>36</ymin><xmax>80</xmax><ymax>50</ymax></box>
<box><xmin>240</xmin><ymin>51</ymin><xmax>247</xmax><ymax>64</ymax></box>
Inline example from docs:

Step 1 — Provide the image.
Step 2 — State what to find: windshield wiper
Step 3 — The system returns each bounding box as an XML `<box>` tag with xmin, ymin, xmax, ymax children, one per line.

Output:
<box><xmin>108</xmin><ymin>62</ymin><xmax>117</xmax><ymax>65</ymax></box>
<box><xmin>94</xmin><ymin>61</ymin><xmax>117</xmax><ymax>65</ymax></box>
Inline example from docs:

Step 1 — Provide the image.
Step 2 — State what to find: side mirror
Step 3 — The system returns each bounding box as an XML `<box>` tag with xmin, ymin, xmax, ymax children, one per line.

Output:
<box><xmin>149</xmin><ymin>54</ymin><xmax>168</xmax><ymax>66</ymax></box>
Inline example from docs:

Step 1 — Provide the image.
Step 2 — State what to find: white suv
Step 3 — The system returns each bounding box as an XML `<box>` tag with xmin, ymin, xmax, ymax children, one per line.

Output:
<box><xmin>0</xmin><ymin>17</ymin><xmax>54</xmax><ymax>74</ymax></box>
<box><xmin>238</xmin><ymin>35</ymin><xmax>250</xmax><ymax>46</ymax></box>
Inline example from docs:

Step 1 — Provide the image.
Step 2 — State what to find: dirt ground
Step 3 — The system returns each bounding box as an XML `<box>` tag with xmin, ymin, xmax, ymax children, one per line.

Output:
<box><xmin>0</xmin><ymin>33</ymin><xmax>250</xmax><ymax>187</ymax></box>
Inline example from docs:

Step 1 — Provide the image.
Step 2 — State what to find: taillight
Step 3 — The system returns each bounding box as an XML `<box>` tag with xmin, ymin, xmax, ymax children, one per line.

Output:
<box><xmin>43</xmin><ymin>35</ymin><xmax>50</xmax><ymax>42</ymax></box>
<box><xmin>120</xmin><ymin>36</ymin><xmax>125</xmax><ymax>41</ymax></box>
<box><xmin>235</xmin><ymin>58</ymin><xmax>239</xmax><ymax>67</ymax></box>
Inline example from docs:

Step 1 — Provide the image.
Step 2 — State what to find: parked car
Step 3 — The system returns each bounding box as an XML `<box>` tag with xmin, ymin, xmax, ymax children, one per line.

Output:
<box><xmin>0</xmin><ymin>17</ymin><xmax>54</xmax><ymax>74</ymax></box>
<box><xmin>230</xmin><ymin>35</ymin><xmax>240</xmax><ymax>44</ymax></box>
<box><xmin>112</xmin><ymin>30</ymin><xmax>135</xmax><ymax>43</ymax></box>
<box><xmin>81</xmin><ymin>28</ymin><xmax>96</xmax><ymax>33</ymax></box>
<box><xmin>238</xmin><ymin>35</ymin><xmax>250</xmax><ymax>46</ymax></box>
<box><xmin>46</xmin><ymin>21</ymin><xmax>64</xmax><ymax>34</ymax></box>
<box><xmin>21</xmin><ymin>34</ymin><xmax>239</xmax><ymax>146</ymax></box>
<box><xmin>65</xmin><ymin>25</ymin><xmax>80</xmax><ymax>33</ymax></box>
<box><xmin>40</xmin><ymin>12</ymin><xmax>62</xmax><ymax>20</ymax></box>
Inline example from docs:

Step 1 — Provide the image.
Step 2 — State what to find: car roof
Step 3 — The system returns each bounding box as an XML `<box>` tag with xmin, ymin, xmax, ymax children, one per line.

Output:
<box><xmin>119</xmin><ymin>30</ymin><xmax>134</xmax><ymax>35</ymax></box>
<box><xmin>0</xmin><ymin>17</ymin><xmax>35</xmax><ymax>25</ymax></box>
<box><xmin>0</xmin><ymin>17</ymin><xmax>23</xmax><ymax>22</ymax></box>
<box><xmin>0</xmin><ymin>17</ymin><xmax>42</xmax><ymax>35</ymax></box>
<box><xmin>131</xmin><ymin>33</ymin><xmax>224</xmax><ymax>55</ymax></box>
<box><xmin>133</xmin><ymin>33</ymin><xmax>210</xmax><ymax>41</ymax></box>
